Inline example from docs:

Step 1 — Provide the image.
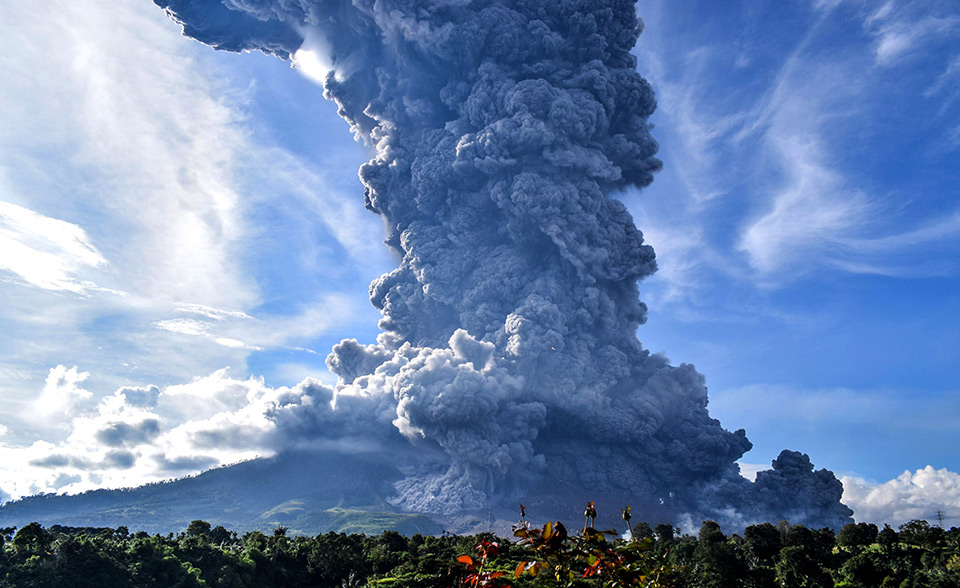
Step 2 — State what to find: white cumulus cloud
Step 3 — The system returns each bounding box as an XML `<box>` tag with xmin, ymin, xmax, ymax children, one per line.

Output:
<box><xmin>842</xmin><ymin>466</ymin><xmax>960</xmax><ymax>527</ymax></box>
<box><xmin>1</xmin><ymin>368</ymin><xmax>296</xmax><ymax>500</ymax></box>
<box><xmin>32</xmin><ymin>365</ymin><xmax>94</xmax><ymax>420</ymax></box>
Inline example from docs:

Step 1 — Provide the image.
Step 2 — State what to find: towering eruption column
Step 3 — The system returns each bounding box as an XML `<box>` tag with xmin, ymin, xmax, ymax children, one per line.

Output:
<box><xmin>158</xmin><ymin>0</ymin><xmax>853</xmax><ymax>529</ymax></box>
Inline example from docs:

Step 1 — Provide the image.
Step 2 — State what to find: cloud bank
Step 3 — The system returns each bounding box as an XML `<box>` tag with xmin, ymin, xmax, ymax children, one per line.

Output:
<box><xmin>3</xmin><ymin>365</ymin><xmax>952</xmax><ymax>530</ymax></box>
<box><xmin>150</xmin><ymin>0</ymin><xmax>854</xmax><ymax>529</ymax></box>
<box><xmin>0</xmin><ymin>367</ymin><xmax>374</xmax><ymax>501</ymax></box>
<box><xmin>843</xmin><ymin>467</ymin><xmax>960</xmax><ymax>528</ymax></box>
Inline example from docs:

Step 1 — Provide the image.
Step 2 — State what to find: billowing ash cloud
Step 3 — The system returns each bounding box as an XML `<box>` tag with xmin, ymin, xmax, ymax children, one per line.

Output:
<box><xmin>156</xmin><ymin>0</ymin><xmax>852</xmax><ymax>529</ymax></box>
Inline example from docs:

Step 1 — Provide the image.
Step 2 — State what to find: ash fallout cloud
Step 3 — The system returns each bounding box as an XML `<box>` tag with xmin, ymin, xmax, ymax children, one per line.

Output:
<box><xmin>156</xmin><ymin>0</ymin><xmax>853</xmax><ymax>529</ymax></box>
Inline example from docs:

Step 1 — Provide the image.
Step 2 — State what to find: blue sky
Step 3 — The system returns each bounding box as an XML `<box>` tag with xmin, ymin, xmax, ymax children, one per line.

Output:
<box><xmin>0</xmin><ymin>0</ymin><xmax>958</xmax><ymax>525</ymax></box>
<box><xmin>630</xmin><ymin>0</ymin><xmax>960</xmax><ymax>516</ymax></box>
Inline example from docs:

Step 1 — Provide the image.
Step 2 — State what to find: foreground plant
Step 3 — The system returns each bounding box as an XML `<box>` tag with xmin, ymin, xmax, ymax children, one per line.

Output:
<box><xmin>457</xmin><ymin>536</ymin><xmax>512</xmax><ymax>588</ymax></box>
<box><xmin>457</xmin><ymin>503</ymin><xmax>673</xmax><ymax>588</ymax></box>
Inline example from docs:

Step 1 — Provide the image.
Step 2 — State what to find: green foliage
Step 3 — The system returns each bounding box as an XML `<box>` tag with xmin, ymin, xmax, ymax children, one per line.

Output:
<box><xmin>653</xmin><ymin>523</ymin><xmax>674</xmax><ymax>545</ymax></box>
<box><xmin>693</xmin><ymin>521</ymin><xmax>746</xmax><ymax>588</ymax></box>
<box><xmin>185</xmin><ymin>520</ymin><xmax>211</xmax><ymax>538</ymax></box>
<box><xmin>744</xmin><ymin>521</ymin><xmax>782</xmax><ymax>564</ymax></box>
<box><xmin>12</xmin><ymin>522</ymin><xmax>51</xmax><ymax>554</ymax></box>
<box><xmin>838</xmin><ymin>522</ymin><xmax>879</xmax><ymax>551</ymax></box>
<box><xmin>501</xmin><ymin>504</ymin><xmax>673</xmax><ymax>587</ymax></box>
<box><xmin>1</xmin><ymin>517</ymin><xmax>959</xmax><ymax>588</ymax></box>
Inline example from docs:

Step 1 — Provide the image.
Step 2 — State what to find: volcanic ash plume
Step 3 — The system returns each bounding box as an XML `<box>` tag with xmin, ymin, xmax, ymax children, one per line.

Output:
<box><xmin>157</xmin><ymin>0</ymin><xmax>853</xmax><ymax>529</ymax></box>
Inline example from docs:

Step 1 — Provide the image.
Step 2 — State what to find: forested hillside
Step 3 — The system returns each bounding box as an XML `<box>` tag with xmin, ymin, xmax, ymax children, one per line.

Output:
<box><xmin>1</xmin><ymin>515</ymin><xmax>957</xmax><ymax>587</ymax></box>
<box><xmin>0</xmin><ymin>451</ymin><xmax>439</xmax><ymax>537</ymax></box>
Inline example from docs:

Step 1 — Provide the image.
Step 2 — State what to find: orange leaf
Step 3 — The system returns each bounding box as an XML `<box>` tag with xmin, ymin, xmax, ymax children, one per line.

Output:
<box><xmin>515</xmin><ymin>562</ymin><xmax>526</xmax><ymax>578</ymax></box>
<box><xmin>458</xmin><ymin>555</ymin><xmax>474</xmax><ymax>566</ymax></box>
<box><xmin>489</xmin><ymin>572</ymin><xmax>505</xmax><ymax>579</ymax></box>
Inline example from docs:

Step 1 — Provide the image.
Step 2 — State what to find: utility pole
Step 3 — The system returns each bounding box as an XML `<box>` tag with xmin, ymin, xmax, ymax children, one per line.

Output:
<box><xmin>936</xmin><ymin>509</ymin><xmax>944</xmax><ymax>528</ymax></box>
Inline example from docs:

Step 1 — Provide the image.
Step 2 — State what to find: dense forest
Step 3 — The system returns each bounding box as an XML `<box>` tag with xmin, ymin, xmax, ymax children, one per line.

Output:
<box><xmin>1</xmin><ymin>513</ymin><xmax>958</xmax><ymax>587</ymax></box>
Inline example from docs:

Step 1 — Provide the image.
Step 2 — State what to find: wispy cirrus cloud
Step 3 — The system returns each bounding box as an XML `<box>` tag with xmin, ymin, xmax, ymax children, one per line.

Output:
<box><xmin>154</xmin><ymin>293</ymin><xmax>361</xmax><ymax>352</ymax></box>
<box><xmin>0</xmin><ymin>201</ymin><xmax>114</xmax><ymax>294</ymax></box>
<box><xmin>730</xmin><ymin>16</ymin><xmax>960</xmax><ymax>281</ymax></box>
<box><xmin>633</xmin><ymin>0</ymin><xmax>960</xmax><ymax>297</ymax></box>
<box><xmin>0</xmin><ymin>0</ymin><xmax>386</xmax><ymax>419</ymax></box>
<box><xmin>735</xmin><ymin>103</ymin><xmax>875</xmax><ymax>279</ymax></box>
<box><xmin>0</xmin><ymin>0</ymin><xmax>264</xmax><ymax>399</ymax></box>
<box><xmin>0</xmin><ymin>0</ymin><xmax>258</xmax><ymax>309</ymax></box>
<box><xmin>859</xmin><ymin>0</ymin><xmax>960</xmax><ymax>67</ymax></box>
<box><xmin>811</xmin><ymin>0</ymin><xmax>960</xmax><ymax>67</ymax></box>
<box><xmin>175</xmin><ymin>303</ymin><xmax>253</xmax><ymax>321</ymax></box>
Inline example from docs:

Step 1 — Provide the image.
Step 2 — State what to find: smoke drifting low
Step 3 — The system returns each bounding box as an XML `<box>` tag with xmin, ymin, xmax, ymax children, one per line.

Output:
<box><xmin>156</xmin><ymin>0</ymin><xmax>852</xmax><ymax>529</ymax></box>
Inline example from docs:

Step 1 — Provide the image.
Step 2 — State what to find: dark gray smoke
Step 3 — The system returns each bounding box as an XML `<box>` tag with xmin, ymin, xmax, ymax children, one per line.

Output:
<box><xmin>156</xmin><ymin>0</ymin><xmax>852</xmax><ymax>530</ymax></box>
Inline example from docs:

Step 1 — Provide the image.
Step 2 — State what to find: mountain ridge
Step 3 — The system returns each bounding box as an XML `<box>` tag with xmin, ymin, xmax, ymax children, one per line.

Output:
<box><xmin>0</xmin><ymin>450</ymin><xmax>442</xmax><ymax>536</ymax></box>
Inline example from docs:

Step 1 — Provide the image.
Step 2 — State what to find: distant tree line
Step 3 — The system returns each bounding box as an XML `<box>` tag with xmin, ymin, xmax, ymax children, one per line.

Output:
<box><xmin>1</xmin><ymin>516</ymin><xmax>958</xmax><ymax>587</ymax></box>
<box><xmin>651</xmin><ymin>518</ymin><xmax>960</xmax><ymax>588</ymax></box>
